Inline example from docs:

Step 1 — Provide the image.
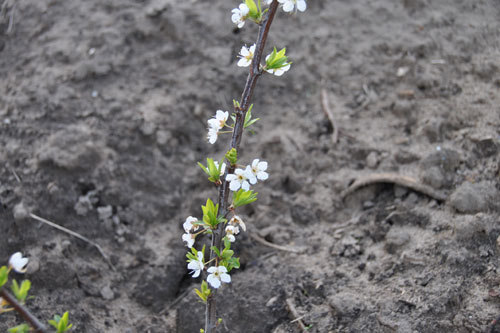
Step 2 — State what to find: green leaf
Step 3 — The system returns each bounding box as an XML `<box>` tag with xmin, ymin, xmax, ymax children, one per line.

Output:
<box><xmin>233</xmin><ymin>189</ymin><xmax>258</xmax><ymax>208</ymax></box>
<box><xmin>202</xmin><ymin>199</ymin><xmax>219</xmax><ymax>227</ymax></box>
<box><xmin>245</xmin><ymin>0</ymin><xmax>259</xmax><ymax>19</ymax></box>
<box><xmin>211</xmin><ymin>246</ymin><xmax>221</xmax><ymax>258</ymax></box>
<box><xmin>0</xmin><ymin>266</ymin><xmax>8</xmax><ymax>288</ymax></box>
<box><xmin>195</xmin><ymin>281</ymin><xmax>211</xmax><ymax>303</ymax></box>
<box><xmin>265</xmin><ymin>47</ymin><xmax>290</xmax><ymax>70</ymax></box>
<box><xmin>199</xmin><ymin>158</ymin><xmax>223</xmax><ymax>183</ymax></box>
<box><xmin>225</xmin><ymin>148</ymin><xmax>237</xmax><ymax>166</ymax></box>
<box><xmin>8</xmin><ymin>324</ymin><xmax>30</xmax><ymax>333</ymax></box>
<box><xmin>10</xmin><ymin>279</ymin><xmax>30</xmax><ymax>303</ymax></box>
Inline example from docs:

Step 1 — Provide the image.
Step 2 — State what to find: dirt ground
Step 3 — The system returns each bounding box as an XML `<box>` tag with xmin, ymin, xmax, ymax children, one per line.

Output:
<box><xmin>1</xmin><ymin>0</ymin><xmax>500</xmax><ymax>332</ymax></box>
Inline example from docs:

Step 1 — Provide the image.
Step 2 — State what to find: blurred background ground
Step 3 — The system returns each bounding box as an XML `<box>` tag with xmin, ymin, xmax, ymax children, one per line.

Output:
<box><xmin>1</xmin><ymin>0</ymin><xmax>500</xmax><ymax>332</ymax></box>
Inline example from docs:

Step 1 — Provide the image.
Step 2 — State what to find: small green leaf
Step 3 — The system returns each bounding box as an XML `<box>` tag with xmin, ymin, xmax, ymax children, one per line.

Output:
<box><xmin>0</xmin><ymin>266</ymin><xmax>8</xmax><ymax>288</ymax></box>
<box><xmin>245</xmin><ymin>0</ymin><xmax>259</xmax><ymax>19</ymax></box>
<box><xmin>202</xmin><ymin>199</ymin><xmax>220</xmax><ymax>227</ymax></box>
<box><xmin>265</xmin><ymin>47</ymin><xmax>290</xmax><ymax>70</ymax></box>
<box><xmin>10</xmin><ymin>279</ymin><xmax>30</xmax><ymax>303</ymax></box>
<box><xmin>8</xmin><ymin>324</ymin><xmax>30</xmax><ymax>333</ymax></box>
<box><xmin>233</xmin><ymin>189</ymin><xmax>258</xmax><ymax>208</ymax></box>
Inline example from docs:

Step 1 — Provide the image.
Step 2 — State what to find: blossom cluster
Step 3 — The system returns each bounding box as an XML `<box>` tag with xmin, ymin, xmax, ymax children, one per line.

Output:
<box><xmin>207</xmin><ymin>110</ymin><xmax>229</xmax><ymax>144</ymax></box>
<box><xmin>231</xmin><ymin>0</ymin><xmax>307</xmax><ymax>29</ymax></box>
<box><xmin>226</xmin><ymin>159</ymin><xmax>268</xmax><ymax>191</ymax></box>
<box><xmin>183</xmin><ymin>0</ymin><xmax>304</xmax><ymax>299</ymax></box>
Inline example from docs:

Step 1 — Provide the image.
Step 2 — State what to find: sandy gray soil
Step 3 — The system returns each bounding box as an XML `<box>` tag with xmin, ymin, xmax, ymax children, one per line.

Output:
<box><xmin>1</xmin><ymin>0</ymin><xmax>500</xmax><ymax>332</ymax></box>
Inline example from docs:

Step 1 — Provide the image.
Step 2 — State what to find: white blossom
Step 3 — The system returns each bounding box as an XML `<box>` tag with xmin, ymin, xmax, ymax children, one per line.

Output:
<box><xmin>207</xmin><ymin>110</ymin><xmax>229</xmax><ymax>144</ymax></box>
<box><xmin>182</xmin><ymin>233</ymin><xmax>195</xmax><ymax>248</ymax></box>
<box><xmin>9</xmin><ymin>252</ymin><xmax>28</xmax><ymax>274</ymax></box>
<box><xmin>250</xmin><ymin>159</ymin><xmax>269</xmax><ymax>183</ymax></box>
<box><xmin>229</xmin><ymin>215</ymin><xmax>246</xmax><ymax>232</ymax></box>
<box><xmin>264</xmin><ymin>0</ymin><xmax>273</xmax><ymax>4</ymax></box>
<box><xmin>226</xmin><ymin>167</ymin><xmax>253</xmax><ymax>191</ymax></box>
<box><xmin>208</xmin><ymin>110</ymin><xmax>229</xmax><ymax>131</ymax></box>
<box><xmin>183</xmin><ymin>216</ymin><xmax>199</xmax><ymax>233</ymax></box>
<box><xmin>187</xmin><ymin>251</ymin><xmax>204</xmax><ymax>278</ymax></box>
<box><xmin>225</xmin><ymin>225</ymin><xmax>240</xmax><ymax>242</ymax></box>
<box><xmin>231</xmin><ymin>3</ymin><xmax>249</xmax><ymax>28</ymax></box>
<box><xmin>207</xmin><ymin>266</ymin><xmax>231</xmax><ymax>289</ymax></box>
<box><xmin>237</xmin><ymin>44</ymin><xmax>256</xmax><ymax>67</ymax></box>
<box><xmin>278</xmin><ymin>0</ymin><xmax>307</xmax><ymax>12</ymax></box>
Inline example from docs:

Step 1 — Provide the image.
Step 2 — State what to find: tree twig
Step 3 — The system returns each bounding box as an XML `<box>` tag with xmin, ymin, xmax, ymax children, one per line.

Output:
<box><xmin>249</xmin><ymin>231</ymin><xmax>304</xmax><ymax>254</ymax></box>
<box><xmin>0</xmin><ymin>288</ymin><xmax>49</xmax><ymax>333</ymax></box>
<box><xmin>340</xmin><ymin>173</ymin><xmax>448</xmax><ymax>202</ymax></box>
<box><xmin>320</xmin><ymin>88</ymin><xmax>339</xmax><ymax>144</ymax></box>
<box><xmin>205</xmin><ymin>2</ymin><xmax>280</xmax><ymax>332</ymax></box>
<box><xmin>29</xmin><ymin>213</ymin><xmax>116</xmax><ymax>271</ymax></box>
<box><xmin>286</xmin><ymin>298</ymin><xmax>308</xmax><ymax>332</ymax></box>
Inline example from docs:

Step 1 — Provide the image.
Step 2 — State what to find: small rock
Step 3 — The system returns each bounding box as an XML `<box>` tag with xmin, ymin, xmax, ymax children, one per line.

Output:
<box><xmin>97</xmin><ymin>205</ymin><xmax>113</xmax><ymax>221</ymax></box>
<box><xmin>13</xmin><ymin>202</ymin><xmax>29</xmax><ymax>221</ymax></box>
<box><xmin>26</xmin><ymin>258</ymin><xmax>40</xmax><ymax>274</ymax></box>
<box><xmin>420</xmin><ymin>166</ymin><xmax>444</xmax><ymax>189</ymax></box>
<box><xmin>420</xmin><ymin>148</ymin><xmax>461</xmax><ymax>172</ymax></box>
<box><xmin>266</xmin><ymin>296</ymin><xmax>279</xmax><ymax>307</ymax></box>
<box><xmin>394</xmin><ymin>185</ymin><xmax>408</xmax><ymax>198</ymax></box>
<box><xmin>366</xmin><ymin>151</ymin><xmax>379</xmax><ymax>169</ymax></box>
<box><xmin>290</xmin><ymin>204</ymin><xmax>317</xmax><ymax>225</ymax></box>
<box><xmin>469</xmin><ymin>134</ymin><xmax>498</xmax><ymax>158</ymax></box>
<box><xmin>141</xmin><ymin>121</ymin><xmax>156</xmax><ymax>136</ymax></box>
<box><xmin>100</xmin><ymin>285</ymin><xmax>115</xmax><ymax>300</ymax></box>
<box><xmin>391</xmin><ymin>100</ymin><xmax>414</xmax><ymax>117</ymax></box>
<box><xmin>394</xmin><ymin>149</ymin><xmax>420</xmax><ymax>164</ymax></box>
<box><xmin>385</xmin><ymin>228</ymin><xmax>411</xmax><ymax>254</ymax></box>
<box><xmin>450</xmin><ymin>181</ymin><xmax>499</xmax><ymax>214</ymax></box>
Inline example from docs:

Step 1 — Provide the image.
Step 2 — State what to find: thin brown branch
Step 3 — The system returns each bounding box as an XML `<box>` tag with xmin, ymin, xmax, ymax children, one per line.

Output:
<box><xmin>29</xmin><ymin>213</ymin><xmax>116</xmax><ymax>271</ymax></box>
<box><xmin>205</xmin><ymin>2</ymin><xmax>280</xmax><ymax>332</ymax></box>
<box><xmin>249</xmin><ymin>231</ymin><xmax>305</xmax><ymax>254</ymax></box>
<box><xmin>320</xmin><ymin>88</ymin><xmax>339</xmax><ymax>144</ymax></box>
<box><xmin>286</xmin><ymin>298</ymin><xmax>308</xmax><ymax>332</ymax></box>
<box><xmin>0</xmin><ymin>288</ymin><xmax>49</xmax><ymax>333</ymax></box>
<box><xmin>340</xmin><ymin>173</ymin><xmax>448</xmax><ymax>202</ymax></box>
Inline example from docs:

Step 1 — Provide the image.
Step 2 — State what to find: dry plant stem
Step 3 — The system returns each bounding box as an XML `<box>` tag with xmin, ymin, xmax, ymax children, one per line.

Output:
<box><xmin>0</xmin><ymin>288</ymin><xmax>48</xmax><ymax>333</ymax></box>
<box><xmin>340</xmin><ymin>173</ymin><xmax>448</xmax><ymax>202</ymax></box>
<box><xmin>320</xmin><ymin>88</ymin><xmax>339</xmax><ymax>144</ymax></box>
<box><xmin>204</xmin><ymin>2</ymin><xmax>279</xmax><ymax>332</ymax></box>
<box><xmin>285</xmin><ymin>298</ymin><xmax>308</xmax><ymax>332</ymax></box>
<box><xmin>29</xmin><ymin>213</ymin><xmax>116</xmax><ymax>271</ymax></box>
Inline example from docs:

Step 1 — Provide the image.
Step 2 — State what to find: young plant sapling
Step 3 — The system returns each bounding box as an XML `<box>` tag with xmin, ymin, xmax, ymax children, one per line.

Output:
<box><xmin>182</xmin><ymin>1</ymin><xmax>306</xmax><ymax>331</ymax></box>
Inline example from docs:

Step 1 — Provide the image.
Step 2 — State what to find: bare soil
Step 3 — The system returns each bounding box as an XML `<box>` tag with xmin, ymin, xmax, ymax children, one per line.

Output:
<box><xmin>1</xmin><ymin>0</ymin><xmax>500</xmax><ymax>332</ymax></box>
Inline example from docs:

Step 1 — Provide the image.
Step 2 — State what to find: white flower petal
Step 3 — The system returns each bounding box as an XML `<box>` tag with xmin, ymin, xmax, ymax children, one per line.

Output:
<box><xmin>258</xmin><ymin>161</ymin><xmax>268</xmax><ymax>171</ymax></box>
<box><xmin>229</xmin><ymin>180</ymin><xmax>241</xmax><ymax>191</ymax></box>
<box><xmin>207</xmin><ymin>275</ymin><xmax>221</xmax><ymax>288</ymax></box>
<box><xmin>282</xmin><ymin>1</ymin><xmax>294</xmax><ymax>12</ymax></box>
<box><xmin>297</xmin><ymin>0</ymin><xmax>307</xmax><ymax>11</ymax></box>
<box><xmin>9</xmin><ymin>252</ymin><xmax>28</xmax><ymax>273</ymax></box>
<box><xmin>220</xmin><ymin>273</ymin><xmax>231</xmax><ymax>283</ymax></box>
<box><xmin>257</xmin><ymin>171</ymin><xmax>269</xmax><ymax>180</ymax></box>
<box><xmin>241</xmin><ymin>181</ymin><xmax>250</xmax><ymax>191</ymax></box>
<box><xmin>207</xmin><ymin>266</ymin><xmax>217</xmax><ymax>274</ymax></box>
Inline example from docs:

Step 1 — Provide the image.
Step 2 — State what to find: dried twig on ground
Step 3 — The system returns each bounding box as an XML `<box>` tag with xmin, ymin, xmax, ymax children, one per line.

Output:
<box><xmin>320</xmin><ymin>88</ymin><xmax>339</xmax><ymax>144</ymax></box>
<box><xmin>29</xmin><ymin>213</ymin><xmax>116</xmax><ymax>271</ymax></box>
<box><xmin>340</xmin><ymin>173</ymin><xmax>447</xmax><ymax>202</ymax></box>
<box><xmin>285</xmin><ymin>298</ymin><xmax>308</xmax><ymax>332</ymax></box>
<box><xmin>249</xmin><ymin>230</ymin><xmax>305</xmax><ymax>254</ymax></box>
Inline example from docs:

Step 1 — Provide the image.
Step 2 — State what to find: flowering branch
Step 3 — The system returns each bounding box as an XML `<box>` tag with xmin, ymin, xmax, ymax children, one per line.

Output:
<box><xmin>181</xmin><ymin>0</ymin><xmax>306</xmax><ymax>332</ymax></box>
<box><xmin>204</xmin><ymin>2</ymin><xmax>279</xmax><ymax>332</ymax></box>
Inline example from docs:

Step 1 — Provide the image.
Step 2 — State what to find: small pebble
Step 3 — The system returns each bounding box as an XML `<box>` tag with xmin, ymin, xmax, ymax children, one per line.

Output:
<box><xmin>91</xmin><ymin>90</ymin><xmax>99</xmax><ymax>98</ymax></box>
<box><xmin>13</xmin><ymin>202</ymin><xmax>29</xmax><ymax>221</ymax></box>
<box><xmin>100</xmin><ymin>285</ymin><xmax>115</xmax><ymax>300</ymax></box>
<box><xmin>88</xmin><ymin>48</ymin><xmax>96</xmax><ymax>56</ymax></box>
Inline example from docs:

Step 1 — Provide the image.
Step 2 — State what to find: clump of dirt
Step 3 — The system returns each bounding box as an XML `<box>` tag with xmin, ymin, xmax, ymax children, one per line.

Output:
<box><xmin>1</xmin><ymin>0</ymin><xmax>500</xmax><ymax>332</ymax></box>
